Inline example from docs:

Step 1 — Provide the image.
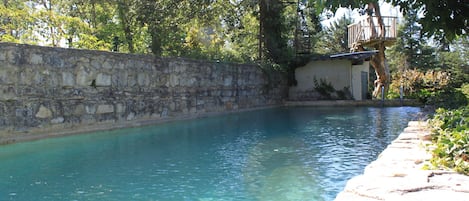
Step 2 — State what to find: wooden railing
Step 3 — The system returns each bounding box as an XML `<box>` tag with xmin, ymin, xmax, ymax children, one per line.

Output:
<box><xmin>348</xmin><ymin>16</ymin><xmax>397</xmax><ymax>49</ymax></box>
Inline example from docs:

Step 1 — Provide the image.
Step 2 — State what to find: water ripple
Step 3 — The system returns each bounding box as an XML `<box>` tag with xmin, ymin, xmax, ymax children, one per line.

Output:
<box><xmin>0</xmin><ymin>107</ymin><xmax>420</xmax><ymax>201</ymax></box>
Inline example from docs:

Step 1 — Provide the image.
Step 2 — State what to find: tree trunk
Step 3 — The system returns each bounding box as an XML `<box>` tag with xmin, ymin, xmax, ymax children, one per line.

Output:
<box><xmin>259</xmin><ymin>0</ymin><xmax>286</xmax><ymax>65</ymax></box>
<box><xmin>91</xmin><ymin>1</ymin><xmax>97</xmax><ymax>29</ymax></box>
<box><xmin>117</xmin><ymin>0</ymin><xmax>135</xmax><ymax>53</ymax></box>
<box><xmin>149</xmin><ymin>25</ymin><xmax>162</xmax><ymax>56</ymax></box>
<box><xmin>368</xmin><ymin>2</ymin><xmax>390</xmax><ymax>98</ymax></box>
<box><xmin>371</xmin><ymin>42</ymin><xmax>390</xmax><ymax>98</ymax></box>
<box><xmin>259</xmin><ymin>0</ymin><xmax>264</xmax><ymax>61</ymax></box>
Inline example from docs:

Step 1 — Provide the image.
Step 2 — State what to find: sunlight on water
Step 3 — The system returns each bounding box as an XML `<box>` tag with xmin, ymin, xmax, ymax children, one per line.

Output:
<box><xmin>0</xmin><ymin>107</ymin><xmax>421</xmax><ymax>201</ymax></box>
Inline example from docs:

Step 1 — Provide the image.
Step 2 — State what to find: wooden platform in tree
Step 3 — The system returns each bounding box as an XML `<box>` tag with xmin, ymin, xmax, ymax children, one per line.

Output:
<box><xmin>348</xmin><ymin>16</ymin><xmax>397</xmax><ymax>51</ymax></box>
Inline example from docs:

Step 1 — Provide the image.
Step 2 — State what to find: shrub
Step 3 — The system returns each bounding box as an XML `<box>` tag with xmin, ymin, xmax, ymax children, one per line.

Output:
<box><xmin>429</xmin><ymin>106</ymin><xmax>469</xmax><ymax>175</ymax></box>
<box><xmin>336</xmin><ymin>87</ymin><xmax>352</xmax><ymax>100</ymax></box>
<box><xmin>389</xmin><ymin>69</ymin><xmax>468</xmax><ymax>109</ymax></box>
<box><xmin>313</xmin><ymin>77</ymin><xmax>335</xmax><ymax>99</ymax></box>
<box><xmin>311</xmin><ymin>78</ymin><xmax>353</xmax><ymax>100</ymax></box>
<box><xmin>388</xmin><ymin>69</ymin><xmax>451</xmax><ymax>100</ymax></box>
<box><xmin>462</xmin><ymin>83</ymin><xmax>469</xmax><ymax>99</ymax></box>
<box><xmin>421</xmin><ymin>87</ymin><xmax>468</xmax><ymax>109</ymax></box>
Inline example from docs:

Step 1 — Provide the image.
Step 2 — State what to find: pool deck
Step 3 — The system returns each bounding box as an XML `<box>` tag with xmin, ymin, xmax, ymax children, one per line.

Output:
<box><xmin>335</xmin><ymin>121</ymin><xmax>469</xmax><ymax>201</ymax></box>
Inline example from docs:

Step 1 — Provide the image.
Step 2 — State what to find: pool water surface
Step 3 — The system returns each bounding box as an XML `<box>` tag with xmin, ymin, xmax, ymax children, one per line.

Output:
<box><xmin>0</xmin><ymin>106</ymin><xmax>421</xmax><ymax>201</ymax></box>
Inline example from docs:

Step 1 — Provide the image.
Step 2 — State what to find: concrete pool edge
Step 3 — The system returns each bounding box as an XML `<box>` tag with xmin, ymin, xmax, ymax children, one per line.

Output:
<box><xmin>334</xmin><ymin>121</ymin><xmax>469</xmax><ymax>201</ymax></box>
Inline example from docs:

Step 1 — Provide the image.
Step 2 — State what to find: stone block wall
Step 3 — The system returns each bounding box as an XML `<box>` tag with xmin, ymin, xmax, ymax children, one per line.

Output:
<box><xmin>0</xmin><ymin>43</ymin><xmax>287</xmax><ymax>134</ymax></box>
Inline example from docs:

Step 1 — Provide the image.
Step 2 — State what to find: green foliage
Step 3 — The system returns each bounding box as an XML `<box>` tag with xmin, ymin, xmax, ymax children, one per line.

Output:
<box><xmin>73</xmin><ymin>33</ymin><xmax>112</xmax><ymax>51</ymax></box>
<box><xmin>386</xmin><ymin>11</ymin><xmax>468</xmax><ymax>107</ymax></box>
<box><xmin>4</xmin><ymin>0</ymin><xmax>464</xmax><ymax>75</ymax></box>
<box><xmin>429</xmin><ymin>106</ymin><xmax>469</xmax><ymax>175</ymax></box>
<box><xmin>313</xmin><ymin>77</ymin><xmax>353</xmax><ymax>100</ymax></box>
<box><xmin>0</xmin><ymin>0</ymin><xmax>119</xmax><ymax>50</ymax></box>
<box><xmin>388</xmin><ymin>0</ymin><xmax>468</xmax><ymax>41</ymax></box>
<box><xmin>336</xmin><ymin>87</ymin><xmax>352</xmax><ymax>100</ymax></box>
<box><xmin>310</xmin><ymin>0</ymin><xmax>361</xmax><ymax>14</ymax></box>
<box><xmin>386</xmin><ymin>9</ymin><xmax>439</xmax><ymax>72</ymax></box>
<box><xmin>0</xmin><ymin>1</ymin><xmax>37</xmax><ymax>43</ymax></box>
<box><xmin>462</xmin><ymin>83</ymin><xmax>469</xmax><ymax>100</ymax></box>
<box><xmin>387</xmin><ymin>69</ymin><xmax>450</xmax><ymax>98</ymax></box>
<box><xmin>419</xmin><ymin>88</ymin><xmax>468</xmax><ymax>110</ymax></box>
<box><xmin>260</xmin><ymin>0</ymin><xmax>289</xmax><ymax>65</ymax></box>
<box><xmin>309</xmin><ymin>76</ymin><xmax>354</xmax><ymax>100</ymax></box>
<box><xmin>313</xmin><ymin>77</ymin><xmax>335</xmax><ymax>99</ymax></box>
<box><xmin>1</xmin><ymin>0</ymin><xmax>325</xmax><ymax>71</ymax></box>
<box><xmin>387</xmin><ymin>68</ymin><xmax>467</xmax><ymax>109</ymax></box>
<box><xmin>67</xmin><ymin>0</ymin><xmax>123</xmax><ymax>51</ymax></box>
<box><xmin>439</xmin><ymin>37</ymin><xmax>469</xmax><ymax>88</ymax></box>
<box><xmin>386</xmin><ymin>87</ymin><xmax>400</xmax><ymax>99</ymax></box>
<box><xmin>224</xmin><ymin>11</ymin><xmax>259</xmax><ymax>62</ymax></box>
<box><xmin>315</xmin><ymin>15</ymin><xmax>352</xmax><ymax>54</ymax></box>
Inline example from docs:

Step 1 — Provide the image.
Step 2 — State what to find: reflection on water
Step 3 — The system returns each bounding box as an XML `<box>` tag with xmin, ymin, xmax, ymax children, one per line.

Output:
<box><xmin>0</xmin><ymin>106</ymin><xmax>421</xmax><ymax>201</ymax></box>
<box><xmin>243</xmin><ymin>137</ymin><xmax>323</xmax><ymax>200</ymax></box>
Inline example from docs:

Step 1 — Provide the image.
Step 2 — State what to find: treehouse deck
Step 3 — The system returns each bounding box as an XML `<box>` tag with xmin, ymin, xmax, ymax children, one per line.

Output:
<box><xmin>348</xmin><ymin>16</ymin><xmax>397</xmax><ymax>51</ymax></box>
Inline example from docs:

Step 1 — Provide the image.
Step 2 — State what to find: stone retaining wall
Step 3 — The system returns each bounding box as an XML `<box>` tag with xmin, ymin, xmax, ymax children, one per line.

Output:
<box><xmin>0</xmin><ymin>43</ymin><xmax>287</xmax><ymax>140</ymax></box>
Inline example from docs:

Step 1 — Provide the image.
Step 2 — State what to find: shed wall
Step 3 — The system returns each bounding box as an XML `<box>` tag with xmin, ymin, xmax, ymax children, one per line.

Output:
<box><xmin>289</xmin><ymin>60</ymin><xmax>351</xmax><ymax>100</ymax></box>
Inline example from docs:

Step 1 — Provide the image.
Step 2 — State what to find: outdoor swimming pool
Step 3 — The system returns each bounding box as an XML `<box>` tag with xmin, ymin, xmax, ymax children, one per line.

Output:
<box><xmin>0</xmin><ymin>106</ymin><xmax>421</xmax><ymax>201</ymax></box>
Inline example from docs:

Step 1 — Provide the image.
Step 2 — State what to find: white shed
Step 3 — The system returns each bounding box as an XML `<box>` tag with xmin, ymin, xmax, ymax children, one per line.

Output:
<box><xmin>289</xmin><ymin>51</ymin><xmax>378</xmax><ymax>101</ymax></box>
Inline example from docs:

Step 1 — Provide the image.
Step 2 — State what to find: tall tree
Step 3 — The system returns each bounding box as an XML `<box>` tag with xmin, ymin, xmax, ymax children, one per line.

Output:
<box><xmin>223</xmin><ymin>1</ymin><xmax>260</xmax><ymax>62</ymax></box>
<box><xmin>56</xmin><ymin>0</ymin><xmax>115</xmax><ymax>50</ymax></box>
<box><xmin>135</xmin><ymin>0</ymin><xmax>218</xmax><ymax>56</ymax></box>
<box><xmin>387</xmin><ymin>8</ymin><xmax>438</xmax><ymax>71</ymax></box>
<box><xmin>116</xmin><ymin>0</ymin><xmax>137</xmax><ymax>53</ymax></box>
<box><xmin>0</xmin><ymin>0</ymin><xmax>36</xmax><ymax>43</ymax></box>
<box><xmin>259</xmin><ymin>0</ymin><xmax>290</xmax><ymax>65</ymax></box>
<box><xmin>315</xmin><ymin>15</ymin><xmax>352</xmax><ymax>54</ymax></box>
<box><xmin>436</xmin><ymin>36</ymin><xmax>469</xmax><ymax>88</ymax></box>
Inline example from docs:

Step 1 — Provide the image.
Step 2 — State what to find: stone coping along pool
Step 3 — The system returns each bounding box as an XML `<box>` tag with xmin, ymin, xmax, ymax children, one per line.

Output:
<box><xmin>335</xmin><ymin>121</ymin><xmax>469</xmax><ymax>201</ymax></box>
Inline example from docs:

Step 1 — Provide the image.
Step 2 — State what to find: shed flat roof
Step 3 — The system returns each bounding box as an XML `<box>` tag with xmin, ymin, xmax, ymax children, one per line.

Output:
<box><xmin>329</xmin><ymin>50</ymin><xmax>379</xmax><ymax>60</ymax></box>
<box><xmin>310</xmin><ymin>50</ymin><xmax>379</xmax><ymax>62</ymax></box>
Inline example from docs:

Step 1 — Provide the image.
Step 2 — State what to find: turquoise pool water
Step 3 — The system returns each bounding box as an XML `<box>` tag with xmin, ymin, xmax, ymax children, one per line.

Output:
<box><xmin>0</xmin><ymin>106</ymin><xmax>421</xmax><ymax>201</ymax></box>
